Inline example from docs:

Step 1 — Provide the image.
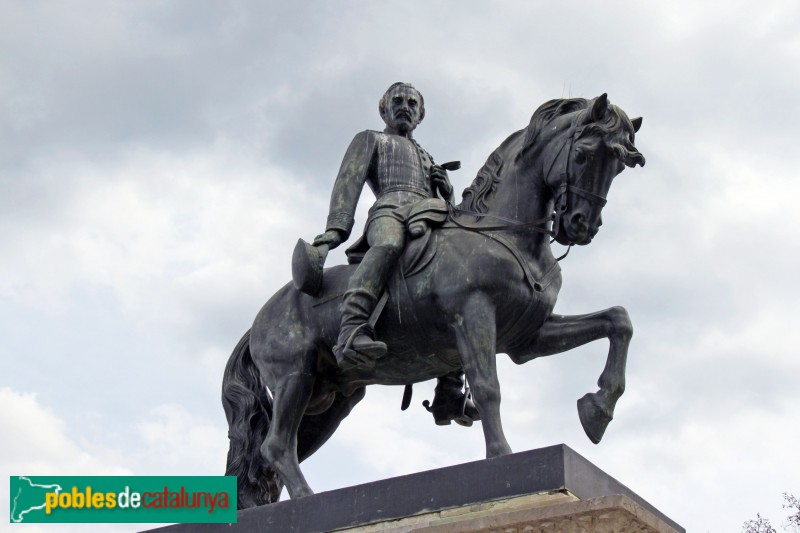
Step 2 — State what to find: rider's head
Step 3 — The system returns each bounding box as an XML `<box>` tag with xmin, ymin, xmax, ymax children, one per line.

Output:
<box><xmin>379</xmin><ymin>82</ymin><xmax>425</xmax><ymax>136</ymax></box>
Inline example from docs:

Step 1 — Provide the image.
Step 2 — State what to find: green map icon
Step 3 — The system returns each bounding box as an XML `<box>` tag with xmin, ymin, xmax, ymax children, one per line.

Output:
<box><xmin>10</xmin><ymin>476</ymin><xmax>63</xmax><ymax>523</ymax></box>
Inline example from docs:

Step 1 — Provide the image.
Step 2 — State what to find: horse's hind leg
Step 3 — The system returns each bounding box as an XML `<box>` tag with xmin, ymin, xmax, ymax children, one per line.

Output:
<box><xmin>262</xmin><ymin>384</ymin><xmax>365</xmax><ymax>500</ymax></box>
<box><xmin>509</xmin><ymin>306</ymin><xmax>632</xmax><ymax>443</ymax></box>
<box><xmin>260</xmin><ymin>369</ymin><xmax>315</xmax><ymax>499</ymax></box>
<box><xmin>297</xmin><ymin>387</ymin><xmax>366</xmax><ymax>462</ymax></box>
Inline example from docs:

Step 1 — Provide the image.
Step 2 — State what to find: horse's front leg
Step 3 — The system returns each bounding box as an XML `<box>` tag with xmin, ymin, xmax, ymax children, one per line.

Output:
<box><xmin>452</xmin><ymin>293</ymin><xmax>512</xmax><ymax>458</ymax></box>
<box><xmin>509</xmin><ymin>306</ymin><xmax>632</xmax><ymax>443</ymax></box>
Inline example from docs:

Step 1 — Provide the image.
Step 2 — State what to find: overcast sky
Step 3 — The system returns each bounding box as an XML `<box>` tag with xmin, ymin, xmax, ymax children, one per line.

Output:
<box><xmin>2</xmin><ymin>1</ymin><xmax>799</xmax><ymax>532</ymax></box>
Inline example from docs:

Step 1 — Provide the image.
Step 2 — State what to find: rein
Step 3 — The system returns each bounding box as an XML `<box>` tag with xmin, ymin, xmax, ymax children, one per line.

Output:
<box><xmin>446</xmin><ymin>202</ymin><xmax>553</xmax><ymax>234</ymax></box>
<box><xmin>445</xmin><ymin>202</ymin><xmax>573</xmax><ymax>262</ymax></box>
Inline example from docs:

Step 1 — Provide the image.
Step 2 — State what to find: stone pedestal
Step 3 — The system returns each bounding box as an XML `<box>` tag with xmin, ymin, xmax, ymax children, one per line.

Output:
<box><xmin>338</xmin><ymin>493</ymin><xmax>677</xmax><ymax>532</ymax></box>
<box><xmin>148</xmin><ymin>444</ymin><xmax>683</xmax><ymax>533</ymax></box>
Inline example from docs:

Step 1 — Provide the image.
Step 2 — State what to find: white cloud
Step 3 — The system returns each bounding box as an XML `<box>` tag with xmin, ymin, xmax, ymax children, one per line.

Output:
<box><xmin>0</xmin><ymin>388</ymin><xmax>231</xmax><ymax>531</ymax></box>
<box><xmin>597</xmin><ymin>403</ymin><xmax>800</xmax><ymax>532</ymax></box>
<box><xmin>0</xmin><ymin>387</ymin><xmax>130</xmax><ymax>477</ymax></box>
<box><xmin>0</xmin><ymin>143</ymin><xmax>323</xmax><ymax>333</ymax></box>
<box><xmin>0</xmin><ymin>387</ymin><xmax>132</xmax><ymax>532</ymax></box>
<box><xmin>134</xmin><ymin>403</ymin><xmax>229</xmax><ymax>476</ymax></box>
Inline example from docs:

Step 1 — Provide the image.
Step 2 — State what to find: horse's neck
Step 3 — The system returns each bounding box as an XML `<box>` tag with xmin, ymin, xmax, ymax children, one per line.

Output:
<box><xmin>483</xmin><ymin>147</ymin><xmax>554</xmax><ymax>260</ymax></box>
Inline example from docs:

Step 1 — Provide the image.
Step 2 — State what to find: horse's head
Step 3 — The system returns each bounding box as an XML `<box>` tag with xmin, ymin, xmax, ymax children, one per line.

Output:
<box><xmin>540</xmin><ymin>94</ymin><xmax>645</xmax><ymax>246</ymax></box>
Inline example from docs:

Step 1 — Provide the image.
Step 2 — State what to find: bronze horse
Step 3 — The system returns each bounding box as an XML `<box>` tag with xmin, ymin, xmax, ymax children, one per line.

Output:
<box><xmin>223</xmin><ymin>94</ymin><xmax>645</xmax><ymax>508</ymax></box>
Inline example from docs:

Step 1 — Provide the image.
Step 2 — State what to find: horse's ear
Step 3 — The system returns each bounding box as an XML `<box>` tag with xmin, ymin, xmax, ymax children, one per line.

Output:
<box><xmin>590</xmin><ymin>93</ymin><xmax>608</xmax><ymax>122</ymax></box>
<box><xmin>631</xmin><ymin>117</ymin><xmax>643</xmax><ymax>132</ymax></box>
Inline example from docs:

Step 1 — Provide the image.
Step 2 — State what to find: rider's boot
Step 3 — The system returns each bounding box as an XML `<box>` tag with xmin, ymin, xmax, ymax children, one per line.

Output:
<box><xmin>428</xmin><ymin>371</ymin><xmax>481</xmax><ymax>427</ymax></box>
<box><xmin>334</xmin><ymin>287</ymin><xmax>387</xmax><ymax>369</ymax></box>
<box><xmin>334</xmin><ymin>234</ymin><xmax>401</xmax><ymax>370</ymax></box>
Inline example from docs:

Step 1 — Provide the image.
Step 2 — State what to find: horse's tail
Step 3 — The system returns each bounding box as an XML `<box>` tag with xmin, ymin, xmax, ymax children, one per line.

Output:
<box><xmin>222</xmin><ymin>329</ymin><xmax>283</xmax><ymax>508</ymax></box>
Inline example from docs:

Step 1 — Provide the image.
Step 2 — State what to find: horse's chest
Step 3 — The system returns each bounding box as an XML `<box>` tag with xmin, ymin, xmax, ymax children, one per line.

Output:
<box><xmin>494</xmin><ymin>262</ymin><xmax>561</xmax><ymax>350</ymax></box>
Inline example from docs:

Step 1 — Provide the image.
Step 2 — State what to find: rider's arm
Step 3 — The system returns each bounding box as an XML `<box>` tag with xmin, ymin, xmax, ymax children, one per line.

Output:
<box><xmin>316</xmin><ymin>131</ymin><xmax>376</xmax><ymax>248</ymax></box>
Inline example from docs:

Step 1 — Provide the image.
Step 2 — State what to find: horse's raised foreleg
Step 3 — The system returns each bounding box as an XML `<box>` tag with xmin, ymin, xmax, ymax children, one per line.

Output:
<box><xmin>453</xmin><ymin>293</ymin><xmax>512</xmax><ymax>458</ymax></box>
<box><xmin>509</xmin><ymin>306</ymin><xmax>632</xmax><ymax>443</ymax></box>
<box><xmin>260</xmin><ymin>370</ymin><xmax>315</xmax><ymax>499</ymax></box>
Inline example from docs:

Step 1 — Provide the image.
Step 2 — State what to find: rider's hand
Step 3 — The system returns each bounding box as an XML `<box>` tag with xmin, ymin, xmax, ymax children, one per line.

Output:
<box><xmin>430</xmin><ymin>165</ymin><xmax>454</xmax><ymax>202</ymax></box>
<box><xmin>313</xmin><ymin>229</ymin><xmax>344</xmax><ymax>249</ymax></box>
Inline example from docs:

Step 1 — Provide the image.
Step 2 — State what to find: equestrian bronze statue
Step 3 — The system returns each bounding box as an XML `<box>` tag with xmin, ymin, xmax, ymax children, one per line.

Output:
<box><xmin>222</xmin><ymin>88</ymin><xmax>645</xmax><ymax>508</ymax></box>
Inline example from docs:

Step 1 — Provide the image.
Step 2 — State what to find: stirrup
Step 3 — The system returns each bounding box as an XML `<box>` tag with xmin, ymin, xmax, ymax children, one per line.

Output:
<box><xmin>336</xmin><ymin>324</ymin><xmax>387</xmax><ymax>370</ymax></box>
<box><xmin>423</xmin><ymin>387</ymin><xmax>480</xmax><ymax>427</ymax></box>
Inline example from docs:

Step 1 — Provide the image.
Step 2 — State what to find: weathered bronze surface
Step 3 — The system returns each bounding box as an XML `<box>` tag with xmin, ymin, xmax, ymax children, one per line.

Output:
<box><xmin>222</xmin><ymin>86</ymin><xmax>645</xmax><ymax>508</ymax></box>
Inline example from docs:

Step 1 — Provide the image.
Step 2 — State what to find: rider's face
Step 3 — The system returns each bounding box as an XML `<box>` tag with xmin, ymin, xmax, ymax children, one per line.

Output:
<box><xmin>382</xmin><ymin>86</ymin><xmax>422</xmax><ymax>136</ymax></box>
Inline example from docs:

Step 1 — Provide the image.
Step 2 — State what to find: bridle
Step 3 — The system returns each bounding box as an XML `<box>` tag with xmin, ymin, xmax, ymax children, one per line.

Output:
<box><xmin>547</xmin><ymin>125</ymin><xmax>608</xmax><ymax>245</ymax></box>
<box><xmin>446</xmin><ymin>122</ymin><xmax>609</xmax><ymax>259</ymax></box>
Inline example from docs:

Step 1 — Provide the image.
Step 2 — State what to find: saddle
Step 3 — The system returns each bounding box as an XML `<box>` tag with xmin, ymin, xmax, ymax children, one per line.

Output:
<box><xmin>345</xmin><ymin>198</ymin><xmax>449</xmax><ymax>277</ymax></box>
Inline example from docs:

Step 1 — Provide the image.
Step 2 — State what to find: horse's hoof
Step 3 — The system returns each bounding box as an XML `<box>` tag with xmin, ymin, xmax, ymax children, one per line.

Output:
<box><xmin>577</xmin><ymin>393</ymin><xmax>613</xmax><ymax>444</ymax></box>
<box><xmin>290</xmin><ymin>487</ymin><xmax>315</xmax><ymax>499</ymax></box>
<box><xmin>452</xmin><ymin>414</ymin><xmax>474</xmax><ymax>427</ymax></box>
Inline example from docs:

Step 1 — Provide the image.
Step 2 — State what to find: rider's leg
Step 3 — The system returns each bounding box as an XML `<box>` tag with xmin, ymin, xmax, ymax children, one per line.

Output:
<box><xmin>335</xmin><ymin>217</ymin><xmax>405</xmax><ymax>368</ymax></box>
<box><xmin>428</xmin><ymin>370</ymin><xmax>481</xmax><ymax>426</ymax></box>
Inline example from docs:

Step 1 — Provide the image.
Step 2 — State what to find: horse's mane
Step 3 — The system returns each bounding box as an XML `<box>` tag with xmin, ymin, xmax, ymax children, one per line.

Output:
<box><xmin>459</xmin><ymin>97</ymin><xmax>642</xmax><ymax>213</ymax></box>
<box><xmin>460</xmin><ymin>98</ymin><xmax>589</xmax><ymax>213</ymax></box>
<box><xmin>458</xmin><ymin>135</ymin><xmax>518</xmax><ymax>214</ymax></box>
<box><xmin>520</xmin><ymin>98</ymin><xmax>590</xmax><ymax>155</ymax></box>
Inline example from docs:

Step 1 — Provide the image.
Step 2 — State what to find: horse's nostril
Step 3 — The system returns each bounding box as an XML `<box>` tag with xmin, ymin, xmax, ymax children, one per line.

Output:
<box><xmin>570</xmin><ymin>213</ymin><xmax>587</xmax><ymax>230</ymax></box>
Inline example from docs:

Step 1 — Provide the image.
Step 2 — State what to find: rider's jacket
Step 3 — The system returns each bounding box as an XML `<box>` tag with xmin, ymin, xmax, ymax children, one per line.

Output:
<box><xmin>325</xmin><ymin>130</ymin><xmax>434</xmax><ymax>239</ymax></box>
